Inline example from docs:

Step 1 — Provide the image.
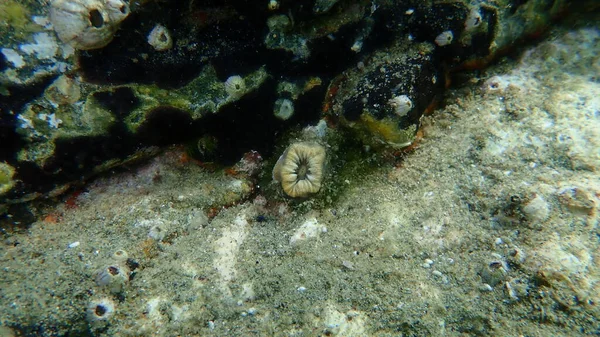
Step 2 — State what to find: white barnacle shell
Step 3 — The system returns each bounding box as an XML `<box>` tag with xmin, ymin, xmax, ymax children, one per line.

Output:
<box><xmin>147</xmin><ymin>24</ymin><xmax>173</xmax><ymax>51</ymax></box>
<box><xmin>434</xmin><ymin>30</ymin><xmax>454</xmax><ymax>47</ymax></box>
<box><xmin>268</xmin><ymin>0</ymin><xmax>279</xmax><ymax>11</ymax></box>
<box><xmin>465</xmin><ymin>8</ymin><xmax>483</xmax><ymax>31</ymax></box>
<box><xmin>87</xmin><ymin>298</ymin><xmax>115</xmax><ymax>323</ymax></box>
<box><xmin>273</xmin><ymin>98</ymin><xmax>294</xmax><ymax>120</ymax></box>
<box><xmin>49</xmin><ymin>0</ymin><xmax>130</xmax><ymax>50</ymax></box>
<box><xmin>94</xmin><ymin>264</ymin><xmax>129</xmax><ymax>294</ymax></box>
<box><xmin>388</xmin><ymin>94</ymin><xmax>413</xmax><ymax>117</ymax></box>
<box><xmin>224</xmin><ymin>75</ymin><xmax>246</xmax><ymax>98</ymax></box>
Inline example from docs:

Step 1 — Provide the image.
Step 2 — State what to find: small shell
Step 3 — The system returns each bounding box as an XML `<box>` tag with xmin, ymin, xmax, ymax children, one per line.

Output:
<box><xmin>434</xmin><ymin>30</ymin><xmax>453</xmax><ymax>47</ymax></box>
<box><xmin>224</xmin><ymin>75</ymin><xmax>246</xmax><ymax>98</ymax></box>
<box><xmin>147</xmin><ymin>24</ymin><xmax>173</xmax><ymax>51</ymax></box>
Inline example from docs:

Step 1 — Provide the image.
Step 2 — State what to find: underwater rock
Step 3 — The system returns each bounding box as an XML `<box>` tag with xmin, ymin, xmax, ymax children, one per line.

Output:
<box><xmin>1</xmin><ymin>66</ymin><xmax>268</xmax><ymax>203</ymax></box>
<box><xmin>1</xmin><ymin>0</ymin><xmax>596</xmax><ymax>206</ymax></box>
<box><xmin>324</xmin><ymin>40</ymin><xmax>443</xmax><ymax>149</ymax></box>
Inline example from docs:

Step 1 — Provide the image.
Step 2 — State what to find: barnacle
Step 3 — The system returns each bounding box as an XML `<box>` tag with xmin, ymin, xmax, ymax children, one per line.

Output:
<box><xmin>147</xmin><ymin>24</ymin><xmax>173</xmax><ymax>51</ymax></box>
<box><xmin>388</xmin><ymin>94</ymin><xmax>413</xmax><ymax>117</ymax></box>
<box><xmin>87</xmin><ymin>298</ymin><xmax>115</xmax><ymax>323</ymax></box>
<box><xmin>272</xmin><ymin>142</ymin><xmax>326</xmax><ymax>198</ymax></box>
<box><xmin>435</xmin><ymin>30</ymin><xmax>454</xmax><ymax>46</ymax></box>
<box><xmin>49</xmin><ymin>0</ymin><xmax>130</xmax><ymax>50</ymax></box>
<box><xmin>273</xmin><ymin>98</ymin><xmax>294</xmax><ymax>120</ymax></box>
<box><xmin>94</xmin><ymin>264</ymin><xmax>129</xmax><ymax>294</ymax></box>
<box><xmin>224</xmin><ymin>75</ymin><xmax>246</xmax><ymax>98</ymax></box>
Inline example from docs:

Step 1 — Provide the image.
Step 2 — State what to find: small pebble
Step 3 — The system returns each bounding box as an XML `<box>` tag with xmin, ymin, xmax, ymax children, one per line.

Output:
<box><xmin>67</xmin><ymin>241</ymin><xmax>80</xmax><ymax>248</ymax></box>
<box><xmin>480</xmin><ymin>284</ymin><xmax>493</xmax><ymax>292</ymax></box>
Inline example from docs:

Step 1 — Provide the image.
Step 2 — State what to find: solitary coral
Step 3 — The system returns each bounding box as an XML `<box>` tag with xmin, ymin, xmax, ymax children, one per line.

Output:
<box><xmin>272</xmin><ymin>142</ymin><xmax>326</xmax><ymax>198</ymax></box>
<box><xmin>49</xmin><ymin>0</ymin><xmax>130</xmax><ymax>50</ymax></box>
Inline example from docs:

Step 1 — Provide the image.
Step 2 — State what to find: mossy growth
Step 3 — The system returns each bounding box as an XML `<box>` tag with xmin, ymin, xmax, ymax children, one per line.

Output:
<box><xmin>124</xmin><ymin>65</ymin><xmax>268</xmax><ymax>132</ymax></box>
<box><xmin>0</xmin><ymin>162</ymin><xmax>16</xmax><ymax>196</ymax></box>
<box><xmin>358</xmin><ymin>114</ymin><xmax>418</xmax><ymax>149</ymax></box>
<box><xmin>0</xmin><ymin>0</ymin><xmax>41</xmax><ymax>39</ymax></box>
<box><xmin>0</xmin><ymin>1</ymin><xmax>29</xmax><ymax>29</ymax></box>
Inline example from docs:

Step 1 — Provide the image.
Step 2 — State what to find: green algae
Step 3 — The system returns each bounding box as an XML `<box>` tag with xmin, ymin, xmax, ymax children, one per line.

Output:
<box><xmin>124</xmin><ymin>65</ymin><xmax>268</xmax><ymax>132</ymax></box>
<box><xmin>0</xmin><ymin>0</ymin><xmax>41</xmax><ymax>40</ymax></box>
<box><xmin>0</xmin><ymin>162</ymin><xmax>16</xmax><ymax>196</ymax></box>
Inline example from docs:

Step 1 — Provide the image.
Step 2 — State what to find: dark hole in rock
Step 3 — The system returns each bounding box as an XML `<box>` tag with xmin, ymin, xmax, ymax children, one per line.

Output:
<box><xmin>95</xmin><ymin>305</ymin><xmax>107</xmax><ymax>316</ymax></box>
<box><xmin>136</xmin><ymin>107</ymin><xmax>196</xmax><ymax>146</ymax></box>
<box><xmin>89</xmin><ymin>9</ymin><xmax>104</xmax><ymax>28</ymax></box>
<box><xmin>0</xmin><ymin>51</ymin><xmax>7</xmax><ymax>72</ymax></box>
<box><xmin>92</xmin><ymin>87</ymin><xmax>140</xmax><ymax>118</ymax></box>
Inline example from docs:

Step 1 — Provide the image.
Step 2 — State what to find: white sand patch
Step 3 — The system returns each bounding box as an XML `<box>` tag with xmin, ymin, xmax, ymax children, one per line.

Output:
<box><xmin>213</xmin><ymin>214</ymin><xmax>249</xmax><ymax>296</ymax></box>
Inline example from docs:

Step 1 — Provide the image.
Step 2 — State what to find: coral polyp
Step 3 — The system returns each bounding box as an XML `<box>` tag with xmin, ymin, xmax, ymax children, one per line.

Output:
<box><xmin>272</xmin><ymin>142</ymin><xmax>326</xmax><ymax>198</ymax></box>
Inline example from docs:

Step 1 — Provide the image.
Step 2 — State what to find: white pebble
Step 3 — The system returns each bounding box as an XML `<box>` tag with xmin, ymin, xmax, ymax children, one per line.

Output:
<box><xmin>480</xmin><ymin>283</ymin><xmax>493</xmax><ymax>292</ymax></box>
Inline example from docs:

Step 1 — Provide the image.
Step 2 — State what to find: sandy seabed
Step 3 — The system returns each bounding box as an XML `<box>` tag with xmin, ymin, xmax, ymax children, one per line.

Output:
<box><xmin>1</xmin><ymin>22</ymin><xmax>599</xmax><ymax>337</ymax></box>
